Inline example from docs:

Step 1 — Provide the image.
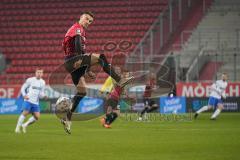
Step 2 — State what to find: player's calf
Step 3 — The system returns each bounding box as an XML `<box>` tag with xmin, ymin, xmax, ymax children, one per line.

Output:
<box><xmin>210</xmin><ymin>104</ymin><xmax>224</xmax><ymax>120</ymax></box>
<box><xmin>15</xmin><ymin>114</ymin><xmax>26</xmax><ymax>133</ymax></box>
<box><xmin>105</xmin><ymin>112</ymin><xmax>118</xmax><ymax>125</ymax></box>
<box><xmin>194</xmin><ymin>105</ymin><xmax>213</xmax><ymax>119</ymax></box>
<box><xmin>102</xmin><ymin>106</ymin><xmax>118</xmax><ymax>128</ymax></box>
<box><xmin>21</xmin><ymin>116</ymin><xmax>38</xmax><ymax>133</ymax></box>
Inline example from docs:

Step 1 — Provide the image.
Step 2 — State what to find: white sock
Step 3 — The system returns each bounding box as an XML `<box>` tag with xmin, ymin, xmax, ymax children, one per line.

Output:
<box><xmin>196</xmin><ymin>106</ymin><xmax>209</xmax><ymax>114</ymax></box>
<box><xmin>23</xmin><ymin>116</ymin><xmax>37</xmax><ymax>127</ymax></box>
<box><xmin>16</xmin><ymin>114</ymin><xmax>25</xmax><ymax>129</ymax></box>
<box><xmin>211</xmin><ymin>109</ymin><xmax>221</xmax><ymax>119</ymax></box>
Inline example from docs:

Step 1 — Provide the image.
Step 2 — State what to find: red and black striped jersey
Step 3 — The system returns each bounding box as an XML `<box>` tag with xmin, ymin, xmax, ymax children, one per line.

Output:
<box><xmin>143</xmin><ymin>78</ymin><xmax>156</xmax><ymax>98</ymax></box>
<box><xmin>62</xmin><ymin>23</ymin><xmax>86</xmax><ymax>57</ymax></box>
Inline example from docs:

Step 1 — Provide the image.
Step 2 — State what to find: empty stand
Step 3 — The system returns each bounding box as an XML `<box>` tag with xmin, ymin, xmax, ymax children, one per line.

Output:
<box><xmin>199</xmin><ymin>61</ymin><xmax>223</xmax><ymax>80</ymax></box>
<box><xmin>178</xmin><ymin>0</ymin><xmax>240</xmax><ymax>81</ymax></box>
<box><xmin>0</xmin><ymin>0</ymin><xmax>166</xmax><ymax>84</ymax></box>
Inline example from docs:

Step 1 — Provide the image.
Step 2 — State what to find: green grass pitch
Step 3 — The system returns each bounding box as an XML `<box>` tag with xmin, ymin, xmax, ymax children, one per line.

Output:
<box><xmin>0</xmin><ymin>113</ymin><xmax>240</xmax><ymax>160</ymax></box>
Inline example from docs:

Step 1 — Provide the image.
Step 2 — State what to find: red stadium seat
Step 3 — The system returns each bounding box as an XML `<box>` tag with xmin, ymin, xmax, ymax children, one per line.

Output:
<box><xmin>0</xmin><ymin>0</ymin><xmax>166</xmax><ymax>84</ymax></box>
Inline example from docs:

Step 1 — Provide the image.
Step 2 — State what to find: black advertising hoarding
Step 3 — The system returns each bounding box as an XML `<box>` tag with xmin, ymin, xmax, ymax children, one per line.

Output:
<box><xmin>187</xmin><ymin>97</ymin><xmax>240</xmax><ymax>112</ymax></box>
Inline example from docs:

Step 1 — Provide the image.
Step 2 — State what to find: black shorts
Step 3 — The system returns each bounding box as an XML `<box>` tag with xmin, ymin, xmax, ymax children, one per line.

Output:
<box><xmin>144</xmin><ymin>98</ymin><xmax>156</xmax><ymax>107</ymax></box>
<box><xmin>64</xmin><ymin>54</ymin><xmax>91</xmax><ymax>86</ymax></box>
<box><xmin>106</xmin><ymin>98</ymin><xmax>119</xmax><ymax>110</ymax></box>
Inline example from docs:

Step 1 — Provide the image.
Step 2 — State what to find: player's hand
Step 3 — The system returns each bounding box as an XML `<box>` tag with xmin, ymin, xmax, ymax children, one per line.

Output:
<box><xmin>23</xmin><ymin>95</ymin><xmax>29</xmax><ymax>100</ymax></box>
<box><xmin>87</xmin><ymin>71</ymin><xmax>96</xmax><ymax>79</ymax></box>
<box><xmin>73</xmin><ymin>60</ymin><xmax>82</xmax><ymax>69</ymax></box>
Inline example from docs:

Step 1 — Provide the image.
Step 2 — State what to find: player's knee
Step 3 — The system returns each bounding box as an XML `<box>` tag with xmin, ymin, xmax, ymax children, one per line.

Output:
<box><xmin>107</xmin><ymin>106</ymin><xmax>113</xmax><ymax>113</ymax></box>
<box><xmin>34</xmin><ymin>115</ymin><xmax>40</xmax><ymax>120</ymax></box>
<box><xmin>90</xmin><ymin>53</ymin><xmax>100</xmax><ymax>65</ymax></box>
<box><xmin>92</xmin><ymin>53</ymin><xmax>100</xmax><ymax>58</ymax></box>
<box><xmin>208</xmin><ymin>105</ymin><xmax>213</xmax><ymax>110</ymax></box>
<box><xmin>76</xmin><ymin>85</ymin><xmax>86</xmax><ymax>93</ymax></box>
<box><xmin>22</xmin><ymin>111</ymin><xmax>29</xmax><ymax>117</ymax></box>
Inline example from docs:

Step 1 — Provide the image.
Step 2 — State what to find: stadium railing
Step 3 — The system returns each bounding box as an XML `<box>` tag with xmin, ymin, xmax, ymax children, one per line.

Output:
<box><xmin>127</xmin><ymin>0</ymin><xmax>208</xmax><ymax>64</ymax></box>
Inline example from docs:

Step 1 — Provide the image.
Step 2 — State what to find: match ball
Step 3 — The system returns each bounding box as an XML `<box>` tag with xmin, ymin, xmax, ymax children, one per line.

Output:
<box><xmin>55</xmin><ymin>97</ymin><xmax>72</xmax><ymax>113</ymax></box>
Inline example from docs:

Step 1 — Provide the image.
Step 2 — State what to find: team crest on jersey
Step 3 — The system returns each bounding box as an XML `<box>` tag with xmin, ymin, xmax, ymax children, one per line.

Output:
<box><xmin>76</xmin><ymin>29</ymin><xmax>81</xmax><ymax>35</ymax></box>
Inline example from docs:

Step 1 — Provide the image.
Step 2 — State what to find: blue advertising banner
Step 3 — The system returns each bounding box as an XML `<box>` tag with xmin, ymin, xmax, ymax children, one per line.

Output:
<box><xmin>0</xmin><ymin>98</ymin><xmax>22</xmax><ymax>114</ymax></box>
<box><xmin>77</xmin><ymin>97</ymin><xmax>104</xmax><ymax>114</ymax></box>
<box><xmin>160</xmin><ymin>97</ymin><xmax>186</xmax><ymax>114</ymax></box>
<box><xmin>131</xmin><ymin>103</ymin><xmax>145</xmax><ymax>112</ymax></box>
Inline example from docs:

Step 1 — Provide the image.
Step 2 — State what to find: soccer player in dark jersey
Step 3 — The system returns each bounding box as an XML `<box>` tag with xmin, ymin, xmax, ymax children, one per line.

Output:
<box><xmin>61</xmin><ymin>12</ymin><xmax>134</xmax><ymax>134</ymax></box>
<box><xmin>138</xmin><ymin>73</ymin><xmax>158</xmax><ymax>121</ymax></box>
<box><xmin>100</xmin><ymin>71</ymin><xmax>134</xmax><ymax>128</ymax></box>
